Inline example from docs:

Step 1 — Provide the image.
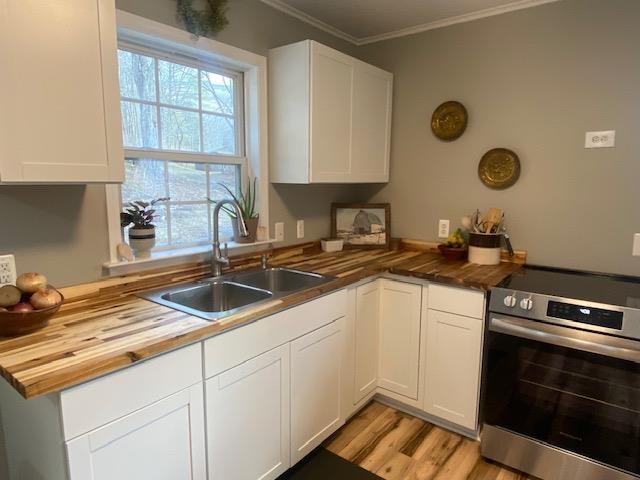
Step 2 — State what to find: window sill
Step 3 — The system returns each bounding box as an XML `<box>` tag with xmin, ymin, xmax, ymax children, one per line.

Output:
<box><xmin>103</xmin><ymin>238</ymin><xmax>281</xmax><ymax>276</ymax></box>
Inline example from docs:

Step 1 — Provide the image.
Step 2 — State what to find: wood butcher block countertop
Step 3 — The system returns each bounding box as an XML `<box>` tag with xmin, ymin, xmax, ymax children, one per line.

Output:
<box><xmin>0</xmin><ymin>241</ymin><xmax>523</xmax><ymax>399</ymax></box>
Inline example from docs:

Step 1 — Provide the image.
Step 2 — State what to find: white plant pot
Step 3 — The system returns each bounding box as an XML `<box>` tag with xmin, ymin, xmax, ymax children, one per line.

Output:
<box><xmin>129</xmin><ymin>226</ymin><xmax>156</xmax><ymax>259</ymax></box>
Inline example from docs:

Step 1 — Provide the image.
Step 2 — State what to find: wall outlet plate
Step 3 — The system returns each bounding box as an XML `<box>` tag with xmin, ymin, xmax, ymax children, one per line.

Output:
<box><xmin>275</xmin><ymin>222</ymin><xmax>285</xmax><ymax>242</ymax></box>
<box><xmin>438</xmin><ymin>220</ymin><xmax>450</xmax><ymax>239</ymax></box>
<box><xmin>0</xmin><ymin>255</ymin><xmax>17</xmax><ymax>286</ymax></box>
<box><xmin>585</xmin><ymin>130</ymin><xmax>615</xmax><ymax>148</ymax></box>
<box><xmin>633</xmin><ymin>233</ymin><xmax>640</xmax><ymax>257</ymax></box>
<box><xmin>296</xmin><ymin>220</ymin><xmax>304</xmax><ymax>239</ymax></box>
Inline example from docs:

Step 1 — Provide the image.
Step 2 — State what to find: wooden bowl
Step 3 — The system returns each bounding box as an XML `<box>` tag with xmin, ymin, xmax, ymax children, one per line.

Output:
<box><xmin>0</xmin><ymin>292</ymin><xmax>64</xmax><ymax>337</ymax></box>
<box><xmin>438</xmin><ymin>244</ymin><xmax>468</xmax><ymax>261</ymax></box>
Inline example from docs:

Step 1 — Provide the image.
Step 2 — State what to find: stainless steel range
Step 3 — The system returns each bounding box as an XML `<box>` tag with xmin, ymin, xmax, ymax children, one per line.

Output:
<box><xmin>482</xmin><ymin>265</ymin><xmax>640</xmax><ymax>480</ymax></box>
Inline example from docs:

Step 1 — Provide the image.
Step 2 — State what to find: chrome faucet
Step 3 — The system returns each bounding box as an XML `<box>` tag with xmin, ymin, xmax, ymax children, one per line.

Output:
<box><xmin>212</xmin><ymin>199</ymin><xmax>248</xmax><ymax>277</ymax></box>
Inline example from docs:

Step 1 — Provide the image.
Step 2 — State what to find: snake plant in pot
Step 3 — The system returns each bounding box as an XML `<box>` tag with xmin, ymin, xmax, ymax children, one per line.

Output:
<box><xmin>209</xmin><ymin>178</ymin><xmax>259</xmax><ymax>244</ymax></box>
<box><xmin>121</xmin><ymin>198</ymin><xmax>169</xmax><ymax>258</ymax></box>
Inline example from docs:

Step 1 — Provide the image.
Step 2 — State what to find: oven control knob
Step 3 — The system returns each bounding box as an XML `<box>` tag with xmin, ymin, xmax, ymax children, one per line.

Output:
<box><xmin>520</xmin><ymin>298</ymin><xmax>534</xmax><ymax>310</ymax></box>
<box><xmin>503</xmin><ymin>295</ymin><xmax>517</xmax><ymax>308</ymax></box>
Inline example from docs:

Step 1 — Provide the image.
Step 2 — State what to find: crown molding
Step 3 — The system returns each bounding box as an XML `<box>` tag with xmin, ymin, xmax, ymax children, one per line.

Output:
<box><xmin>260</xmin><ymin>0</ymin><xmax>563</xmax><ymax>46</ymax></box>
<box><xmin>260</xmin><ymin>0</ymin><xmax>359</xmax><ymax>45</ymax></box>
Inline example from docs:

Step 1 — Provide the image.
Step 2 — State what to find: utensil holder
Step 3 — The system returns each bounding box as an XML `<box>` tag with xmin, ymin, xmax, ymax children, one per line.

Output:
<box><xmin>468</xmin><ymin>232</ymin><xmax>502</xmax><ymax>265</ymax></box>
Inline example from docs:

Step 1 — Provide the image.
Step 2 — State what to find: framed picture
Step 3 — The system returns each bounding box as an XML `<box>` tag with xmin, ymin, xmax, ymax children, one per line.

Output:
<box><xmin>331</xmin><ymin>203</ymin><xmax>391</xmax><ymax>249</ymax></box>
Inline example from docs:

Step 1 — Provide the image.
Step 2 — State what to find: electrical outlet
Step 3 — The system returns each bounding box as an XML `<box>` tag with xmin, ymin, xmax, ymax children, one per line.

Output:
<box><xmin>275</xmin><ymin>222</ymin><xmax>285</xmax><ymax>242</ymax></box>
<box><xmin>0</xmin><ymin>255</ymin><xmax>16</xmax><ymax>286</ymax></box>
<box><xmin>633</xmin><ymin>234</ymin><xmax>640</xmax><ymax>257</ymax></box>
<box><xmin>585</xmin><ymin>130</ymin><xmax>615</xmax><ymax>148</ymax></box>
<box><xmin>438</xmin><ymin>220</ymin><xmax>450</xmax><ymax>239</ymax></box>
<box><xmin>296</xmin><ymin>220</ymin><xmax>305</xmax><ymax>239</ymax></box>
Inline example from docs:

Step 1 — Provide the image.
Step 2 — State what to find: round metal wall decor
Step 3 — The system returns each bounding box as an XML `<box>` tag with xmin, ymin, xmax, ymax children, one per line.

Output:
<box><xmin>431</xmin><ymin>101</ymin><xmax>468</xmax><ymax>141</ymax></box>
<box><xmin>478</xmin><ymin>148</ymin><xmax>521</xmax><ymax>189</ymax></box>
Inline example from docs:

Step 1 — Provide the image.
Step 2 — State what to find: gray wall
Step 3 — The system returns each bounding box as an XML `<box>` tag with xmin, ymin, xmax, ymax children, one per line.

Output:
<box><xmin>0</xmin><ymin>0</ymin><xmax>365</xmax><ymax>287</ymax></box>
<box><xmin>358</xmin><ymin>0</ymin><xmax>640</xmax><ymax>275</ymax></box>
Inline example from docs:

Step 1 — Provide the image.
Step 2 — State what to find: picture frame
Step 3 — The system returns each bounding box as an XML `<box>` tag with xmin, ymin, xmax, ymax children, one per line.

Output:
<box><xmin>331</xmin><ymin>203</ymin><xmax>391</xmax><ymax>249</ymax></box>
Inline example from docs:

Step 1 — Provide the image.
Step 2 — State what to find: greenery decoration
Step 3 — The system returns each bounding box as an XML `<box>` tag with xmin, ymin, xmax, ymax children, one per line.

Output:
<box><xmin>176</xmin><ymin>0</ymin><xmax>229</xmax><ymax>38</ymax></box>
<box><xmin>208</xmin><ymin>177</ymin><xmax>258</xmax><ymax>220</ymax></box>
<box><xmin>121</xmin><ymin>198</ymin><xmax>170</xmax><ymax>229</ymax></box>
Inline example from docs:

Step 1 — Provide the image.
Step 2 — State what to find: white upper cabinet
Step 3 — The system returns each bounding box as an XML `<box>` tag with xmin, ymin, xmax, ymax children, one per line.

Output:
<box><xmin>269</xmin><ymin>40</ymin><xmax>392</xmax><ymax>184</ymax></box>
<box><xmin>0</xmin><ymin>0</ymin><xmax>124</xmax><ymax>183</ymax></box>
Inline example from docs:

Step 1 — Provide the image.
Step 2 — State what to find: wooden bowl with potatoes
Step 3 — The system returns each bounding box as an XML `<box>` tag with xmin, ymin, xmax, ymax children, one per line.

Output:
<box><xmin>0</xmin><ymin>273</ymin><xmax>64</xmax><ymax>337</ymax></box>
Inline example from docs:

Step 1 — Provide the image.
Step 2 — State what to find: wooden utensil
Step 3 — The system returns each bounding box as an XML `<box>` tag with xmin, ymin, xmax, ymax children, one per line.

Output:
<box><xmin>483</xmin><ymin>208</ymin><xmax>502</xmax><ymax>233</ymax></box>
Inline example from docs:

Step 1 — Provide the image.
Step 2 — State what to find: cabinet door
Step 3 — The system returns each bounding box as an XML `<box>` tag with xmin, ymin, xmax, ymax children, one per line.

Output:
<box><xmin>424</xmin><ymin>310</ymin><xmax>483</xmax><ymax>430</ymax></box>
<box><xmin>378</xmin><ymin>280</ymin><xmax>422</xmax><ymax>399</ymax></box>
<box><xmin>206</xmin><ymin>344</ymin><xmax>290</xmax><ymax>480</ymax></box>
<box><xmin>354</xmin><ymin>281</ymin><xmax>380</xmax><ymax>403</ymax></box>
<box><xmin>0</xmin><ymin>0</ymin><xmax>123</xmax><ymax>183</ymax></box>
<box><xmin>310</xmin><ymin>42</ymin><xmax>354</xmax><ymax>182</ymax></box>
<box><xmin>66</xmin><ymin>383</ymin><xmax>206</xmax><ymax>480</ymax></box>
<box><xmin>351</xmin><ymin>64</ymin><xmax>392</xmax><ymax>183</ymax></box>
<box><xmin>291</xmin><ymin>319</ymin><xmax>344</xmax><ymax>463</ymax></box>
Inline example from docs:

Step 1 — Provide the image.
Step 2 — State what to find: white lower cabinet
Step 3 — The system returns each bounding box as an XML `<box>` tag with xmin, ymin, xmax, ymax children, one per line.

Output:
<box><xmin>66</xmin><ymin>383</ymin><xmax>206</xmax><ymax>480</ymax></box>
<box><xmin>354</xmin><ymin>281</ymin><xmax>380</xmax><ymax>403</ymax></box>
<box><xmin>206</xmin><ymin>344</ymin><xmax>290</xmax><ymax>480</ymax></box>
<box><xmin>290</xmin><ymin>319</ymin><xmax>345</xmax><ymax>463</ymax></box>
<box><xmin>378</xmin><ymin>279</ymin><xmax>422</xmax><ymax>399</ymax></box>
<box><xmin>424</xmin><ymin>309</ymin><xmax>483</xmax><ymax>430</ymax></box>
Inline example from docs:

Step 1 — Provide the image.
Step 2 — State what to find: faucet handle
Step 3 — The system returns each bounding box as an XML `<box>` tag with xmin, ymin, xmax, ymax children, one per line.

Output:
<box><xmin>223</xmin><ymin>242</ymin><xmax>228</xmax><ymax>258</ymax></box>
<box><xmin>261</xmin><ymin>253</ymin><xmax>269</xmax><ymax>269</ymax></box>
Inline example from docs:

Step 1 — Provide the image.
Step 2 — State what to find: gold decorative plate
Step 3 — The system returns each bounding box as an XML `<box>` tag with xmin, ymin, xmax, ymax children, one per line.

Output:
<box><xmin>431</xmin><ymin>101</ymin><xmax>468</xmax><ymax>141</ymax></box>
<box><xmin>478</xmin><ymin>148</ymin><xmax>521</xmax><ymax>189</ymax></box>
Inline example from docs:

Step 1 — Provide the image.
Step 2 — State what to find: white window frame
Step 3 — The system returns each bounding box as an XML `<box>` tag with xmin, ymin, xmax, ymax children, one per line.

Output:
<box><xmin>105</xmin><ymin>10</ymin><xmax>270</xmax><ymax>269</ymax></box>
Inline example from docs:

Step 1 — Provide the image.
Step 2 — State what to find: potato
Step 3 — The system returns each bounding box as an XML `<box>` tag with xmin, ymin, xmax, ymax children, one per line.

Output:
<box><xmin>0</xmin><ymin>285</ymin><xmax>22</xmax><ymax>308</ymax></box>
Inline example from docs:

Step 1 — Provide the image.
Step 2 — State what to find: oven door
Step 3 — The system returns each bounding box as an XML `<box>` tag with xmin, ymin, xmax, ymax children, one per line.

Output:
<box><xmin>484</xmin><ymin>315</ymin><xmax>640</xmax><ymax>476</ymax></box>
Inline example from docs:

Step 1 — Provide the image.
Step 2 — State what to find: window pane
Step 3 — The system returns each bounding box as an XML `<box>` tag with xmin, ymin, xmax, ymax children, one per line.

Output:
<box><xmin>203</xmin><ymin>114</ymin><xmax>235</xmax><ymax>154</ymax></box>
<box><xmin>118</xmin><ymin>50</ymin><xmax>156</xmax><ymax>101</ymax></box>
<box><xmin>151</xmin><ymin>204</ymin><xmax>169</xmax><ymax>246</ymax></box>
<box><xmin>170</xmin><ymin>204</ymin><xmax>209</xmax><ymax>245</ymax></box>
<box><xmin>160</xmin><ymin>107</ymin><xmax>200</xmax><ymax>152</ymax></box>
<box><xmin>167</xmin><ymin>162</ymin><xmax>207</xmax><ymax>202</ymax></box>
<box><xmin>201</xmin><ymin>71</ymin><xmax>234</xmax><ymax>114</ymax></box>
<box><xmin>121</xmin><ymin>101</ymin><xmax>158</xmax><ymax>149</ymax></box>
<box><xmin>122</xmin><ymin>158</ymin><xmax>166</xmax><ymax>204</ymax></box>
<box><xmin>158</xmin><ymin>60</ymin><xmax>198</xmax><ymax>108</ymax></box>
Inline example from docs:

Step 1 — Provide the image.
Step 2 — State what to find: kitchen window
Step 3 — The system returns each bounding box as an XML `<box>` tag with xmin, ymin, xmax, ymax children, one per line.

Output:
<box><xmin>118</xmin><ymin>46</ymin><xmax>246</xmax><ymax>248</ymax></box>
<box><xmin>106</xmin><ymin>11</ymin><xmax>268</xmax><ymax>273</ymax></box>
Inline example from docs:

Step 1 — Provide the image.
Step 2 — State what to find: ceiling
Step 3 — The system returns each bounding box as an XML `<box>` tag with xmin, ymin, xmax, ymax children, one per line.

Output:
<box><xmin>260</xmin><ymin>0</ymin><xmax>562</xmax><ymax>45</ymax></box>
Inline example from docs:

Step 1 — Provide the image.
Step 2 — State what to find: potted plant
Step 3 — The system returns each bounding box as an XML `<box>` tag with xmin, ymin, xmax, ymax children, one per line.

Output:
<box><xmin>209</xmin><ymin>178</ymin><xmax>259</xmax><ymax>244</ymax></box>
<box><xmin>121</xmin><ymin>198</ymin><xmax>169</xmax><ymax>258</ymax></box>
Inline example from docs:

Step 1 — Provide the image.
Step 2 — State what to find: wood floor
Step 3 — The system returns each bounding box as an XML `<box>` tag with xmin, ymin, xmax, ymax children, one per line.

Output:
<box><xmin>325</xmin><ymin>401</ymin><xmax>534</xmax><ymax>480</ymax></box>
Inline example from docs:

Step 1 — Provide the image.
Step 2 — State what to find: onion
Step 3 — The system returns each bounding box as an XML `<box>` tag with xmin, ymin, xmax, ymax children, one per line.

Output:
<box><xmin>0</xmin><ymin>285</ymin><xmax>22</xmax><ymax>307</ymax></box>
<box><xmin>29</xmin><ymin>288</ymin><xmax>62</xmax><ymax>310</ymax></box>
<box><xmin>16</xmin><ymin>272</ymin><xmax>48</xmax><ymax>294</ymax></box>
<box><xmin>9</xmin><ymin>302</ymin><xmax>34</xmax><ymax>313</ymax></box>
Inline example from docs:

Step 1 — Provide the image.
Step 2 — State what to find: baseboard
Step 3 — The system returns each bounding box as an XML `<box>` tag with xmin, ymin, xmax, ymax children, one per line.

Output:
<box><xmin>373</xmin><ymin>393</ymin><xmax>479</xmax><ymax>440</ymax></box>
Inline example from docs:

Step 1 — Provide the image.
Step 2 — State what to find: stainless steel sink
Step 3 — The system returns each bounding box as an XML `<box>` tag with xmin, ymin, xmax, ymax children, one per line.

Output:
<box><xmin>160</xmin><ymin>281</ymin><xmax>272</xmax><ymax>313</ymax></box>
<box><xmin>139</xmin><ymin>267</ymin><xmax>334</xmax><ymax>322</ymax></box>
<box><xmin>230</xmin><ymin>267</ymin><xmax>330</xmax><ymax>293</ymax></box>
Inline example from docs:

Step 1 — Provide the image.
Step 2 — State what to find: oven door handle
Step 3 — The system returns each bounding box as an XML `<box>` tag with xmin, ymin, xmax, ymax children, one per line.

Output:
<box><xmin>490</xmin><ymin>315</ymin><xmax>640</xmax><ymax>363</ymax></box>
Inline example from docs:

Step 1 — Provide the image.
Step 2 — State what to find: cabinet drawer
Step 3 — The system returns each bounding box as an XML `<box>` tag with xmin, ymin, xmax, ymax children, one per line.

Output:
<box><xmin>428</xmin><ymin>284</ymin><xmax>485</xmax><ymax>319</ymax></box>
<box><xmin>204</xmin><ymin>290</ymin><xmax>347</xmax><ymax>378</ymax></box>
<box><xmin>60</xmin><ymin>343</ymin><xmax>202</xmax><ymax>440</ymax></box>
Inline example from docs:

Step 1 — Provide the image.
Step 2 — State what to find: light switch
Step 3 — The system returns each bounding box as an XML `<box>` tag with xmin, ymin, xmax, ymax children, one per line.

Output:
<box><xmin>633</xmin><ymin>233</ymin><xmax>640</xmax><ymax>257</ymax></box>
<box><xmin>585</xmin><ymin>130</ymin><xmax>615</xmax><ymax>148</ymax></box>
<box><xmin>275</xmin><ymin>222</ymin><xmax>284</xmax><ymax>242</ymax></box>
<box><xmin>296</xmin><ymin>220</ymin><xmax>304</xmax><ymax>239</ymax></box>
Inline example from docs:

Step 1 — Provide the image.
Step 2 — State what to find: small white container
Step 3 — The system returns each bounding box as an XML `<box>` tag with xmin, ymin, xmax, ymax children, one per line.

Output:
<box><xmin>321</xmin><ymin>238</ymin><xmax>344</xmax><ymax>253</ymax></box>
